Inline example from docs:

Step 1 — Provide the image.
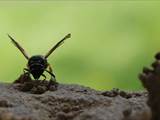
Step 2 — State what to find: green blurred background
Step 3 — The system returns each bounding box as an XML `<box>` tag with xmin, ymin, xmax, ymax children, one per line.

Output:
<box><xmin>0</xmin><ymin>1</ymin><xmax>160</xmax><ymax>91</ymax></box>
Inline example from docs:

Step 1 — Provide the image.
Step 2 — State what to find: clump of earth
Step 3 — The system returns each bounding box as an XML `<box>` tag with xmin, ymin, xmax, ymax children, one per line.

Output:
<box><xmin>0</xmin><ymin>73</ymin><xmax>151</xmax><ymax>120</ymax></box>
<box><xmin>13</xmin><ymin>73</ymin><xmax>58</xmax><ymax>94</ymax></box>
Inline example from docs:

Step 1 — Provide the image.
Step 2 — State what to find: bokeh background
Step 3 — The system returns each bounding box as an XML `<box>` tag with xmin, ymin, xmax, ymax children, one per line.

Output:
<box><xmin>0</xmin><ymin>1</ymin><xmax>159</xmax><ymax>91</ymax></box>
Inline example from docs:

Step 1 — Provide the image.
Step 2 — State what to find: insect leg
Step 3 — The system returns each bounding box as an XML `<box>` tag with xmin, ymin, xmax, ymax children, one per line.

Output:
<box><xmin>22</xmin><ymin>68</ymin><xmax>31</xmax><ymax>79</ymax></box>
<box><xmin>48</xmin><ymin>63</ymin><xmax>53</xmax><ymax>73</ymax></box>
<box><xmin>45</xmin><ymin>69</ymin><xmax>57</xmax><ymax>88</ymax></box>
<box><xmin>47</xmin><ymin>63</ymin><xmax>56</xmax><ymax>81</ymax></box>
<box><xmin>45</xmin><ymin>69</ymin><xmax>56</xmax><ymax>81</ymax></box>
<box><xmin>23</xmin><ymin>68</ymin><xmax>30</xmax><ymax>74</ymax></box>
<box><xmin>41</xmin><ymin>74</ymin><xmax>46</xmax><ymax>81</ymax></box>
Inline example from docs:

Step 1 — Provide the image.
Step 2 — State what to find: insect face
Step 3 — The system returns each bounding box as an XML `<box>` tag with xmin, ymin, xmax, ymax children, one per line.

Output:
<box><xmin>28</xmin><ymin>55</ymin><xmax>47</xmax><ymax>79</ymax></box>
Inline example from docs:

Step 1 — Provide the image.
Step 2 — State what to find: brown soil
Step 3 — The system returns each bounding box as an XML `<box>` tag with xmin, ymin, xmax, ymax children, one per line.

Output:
<box><xmin>0</xmin><ymin>73</ymin><xmax>151</xmax><ymax>120</ymax></box>
<box><xmin>139</xmin><ymin>52</ymin><xmax>160</xmax><ymax>120</ymax></box>
<box><xmin>13</xmin><ymin>73</ymin><xmax>58</xmax><ymax>94</ymax></box>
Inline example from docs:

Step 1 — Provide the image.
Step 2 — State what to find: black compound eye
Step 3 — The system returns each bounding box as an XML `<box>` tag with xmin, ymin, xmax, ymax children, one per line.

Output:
<box><xmin>28</xmin><ymin>55</ymin><xmax>47</xmax><ymax>67</ymax></box>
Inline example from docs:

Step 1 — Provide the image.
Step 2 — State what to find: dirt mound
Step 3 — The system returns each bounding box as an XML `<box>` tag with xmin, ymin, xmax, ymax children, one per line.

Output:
<box><xmin>13</xmin><ymin>73</ymin><xmax>58</xmax><ymax>94</ymax></box>
<box><xmin>139</xmin><ymin>52</ymin><xmax>160</xmax><ymax>120</ymax></box>
<box><xmin>0</xmin><ymin>78</ymin><xmax>151</xmax><ymax>120</ymax></box>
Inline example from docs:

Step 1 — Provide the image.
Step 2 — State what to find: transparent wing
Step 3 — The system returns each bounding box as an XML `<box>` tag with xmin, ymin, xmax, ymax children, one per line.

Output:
<box><xmin>45</xmin><ymin>33</ymin><xmax>71</xmax><ymax>58</ymax></box>
<box><xmin>8</xmin><ymin>34</ymin><xmax>30</xmax><ymax>60</ymax></box>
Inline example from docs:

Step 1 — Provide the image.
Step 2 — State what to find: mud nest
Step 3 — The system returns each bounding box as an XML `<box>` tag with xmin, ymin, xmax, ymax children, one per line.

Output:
<box><xmin>139</xmin><ymin>52</ymin><xmax>160</xmax><ymax>120</ymax></box>
<box><xmin>13</xmin><ymin>73</ymin><xmax>58</xmax><ymax>94</ymax></box>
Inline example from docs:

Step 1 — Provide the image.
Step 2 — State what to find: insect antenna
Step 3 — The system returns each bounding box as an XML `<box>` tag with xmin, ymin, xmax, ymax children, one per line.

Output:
<box><xmin>8</xmin><ymin>34</ymin><xmax>30</xmax><ymax>60</ymax></box>
<box><xmin>45</xmin><ymin>33</ymin><xmax>71</xmax><ymax>58</ymax></box>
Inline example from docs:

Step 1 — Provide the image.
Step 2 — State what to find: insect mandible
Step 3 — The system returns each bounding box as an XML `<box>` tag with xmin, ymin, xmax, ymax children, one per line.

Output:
<box><xmin>8</xmin><ymin>33</ymin><xmax>71</xmax><ymax>82</ymax></box>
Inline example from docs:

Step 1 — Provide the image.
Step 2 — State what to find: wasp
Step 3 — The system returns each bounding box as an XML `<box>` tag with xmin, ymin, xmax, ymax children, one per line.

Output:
<box><xmin>8</xmin><ymin>33</ymin><xmax>71</xmax><ymax>82</ymax></box>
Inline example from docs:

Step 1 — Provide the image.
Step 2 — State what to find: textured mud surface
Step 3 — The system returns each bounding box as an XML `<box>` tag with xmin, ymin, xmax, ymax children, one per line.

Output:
<box><xmin>139</xmin><ymin>52</ymin><xmax>160</xmax><ymax>120</ymax></box>
<box><xmin>13</xmin><ymin>73</ymin><xmax>58</xmax><ymax>94</ymax></box>
<box><xmin>0</xmin><ymin>81</ymin><xmax>151</xmax><ymax>120</ymax></box>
